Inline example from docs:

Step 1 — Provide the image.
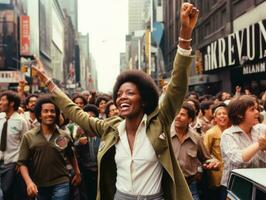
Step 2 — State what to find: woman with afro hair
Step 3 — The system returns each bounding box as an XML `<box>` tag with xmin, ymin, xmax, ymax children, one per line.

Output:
<box><xmin>32</xmin><ymin>3</ymin><xmax>199</xmax><ymax>200</ymax></box>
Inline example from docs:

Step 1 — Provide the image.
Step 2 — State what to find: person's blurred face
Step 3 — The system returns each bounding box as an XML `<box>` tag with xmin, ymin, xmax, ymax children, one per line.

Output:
<box><xmin>116</xmin><ymin>82</ymin><xmax>144</xmax><ymax>119</ymax></box>
<box><xmin>174</xmin><ymin>108</ymin><xmax>192</xmax><ymax>130</ymax></box>
<box><xmin>213</xmin><ymin>98</ymin><xmax>220</xmax><ymax>105</ymax></box>
<box><xmin>0</xmin><ymin>95</ymin><xmax>11</xmax><ymax>113</ymax></box>
<box><xmin>204</xmin><ymin>107</ymin><xmax>212</xmax><ymax>119</ymax></box>
<box><xmin>40</xmin><ymin>103</ymin><xmax>56</xmax><ymax>126</ymax></box>
<box><xmin>242</xmin><ymin>105</ymin><xmax>260</xmax><ymax>127</ymax></box>
<box><xmin>74</xmin><ymin>97</ymin><xmax>85</xmax><ymax>109</ymax></box>
<box><xmin>26</xmin><ymin>96</ymin><xmax>38</xmax><ymax>112</ymax></box>
<box><xmin>189</xmin><ymin>94</ymin><xmax>197</xmax><ymax>100</ymax></box>
<box><xmin>98</xmin><ymin>100</ymin><xmax>107</xmax><ymax>114</ymax></box>
<box><xmin>244</xmin><ymin>89</ymin><xmax>251</xmax><ymax>95</ymax></box>
<box><xmin>108</xmin><ymin>104</ymin><xmax>119</xmax><ymax>117</ymax></box>
<box><xmin>82</xmin><ymin>92</ymin><xmax>90</xmax><ymax>101</ymax></box>
<box><xmin>17</xmin><ymin>86</ymin><xmax>23</xmax><ymax>93</ymax></box>
<box><xmin>222</xmin><ymin>92</ymin><xmax>231</xmax><ymax>101</ymax></box>
<box><xmin>214</xmin><ymin>107</ymin><xmax>229</xmax><ymax>129</ymax></box>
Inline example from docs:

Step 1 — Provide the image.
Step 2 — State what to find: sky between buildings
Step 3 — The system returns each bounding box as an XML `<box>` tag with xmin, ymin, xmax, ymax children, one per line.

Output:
<box><xmin>78</xmin><ymin>0</ymin><xmax>128</xmax><ymax>93</ymax></box>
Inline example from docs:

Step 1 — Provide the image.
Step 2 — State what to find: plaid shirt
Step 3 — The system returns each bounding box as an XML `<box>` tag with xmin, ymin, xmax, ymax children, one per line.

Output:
<box><xmin>220</xmin><ymin>124</ymin><xmax>266</xmax><ymax>186</ymax></box>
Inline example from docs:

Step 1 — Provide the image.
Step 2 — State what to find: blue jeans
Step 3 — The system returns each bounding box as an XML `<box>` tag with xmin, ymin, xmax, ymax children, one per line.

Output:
<box><xmin>219</xmin><ymin>185</ymin><xmax>228</xmax><ymax>200</ymax></box>
<box><xmin>188</xmin><ymin>181</ymin><xmax>200</xmax><ymax>200</ymax></box>
<box><xmin>0</xmin><ymin>162</ymin><xmax>27</xmax><ymax>200</ymax></box>
<box><xmin>37</xmin><ymin>182</ymin><xmax>70</xmax><ymax>200</ymax></box>
<box><xmin>0</xmin><ymin>177</ymin><xmax>3</xmax><ymax>200</ymax></box>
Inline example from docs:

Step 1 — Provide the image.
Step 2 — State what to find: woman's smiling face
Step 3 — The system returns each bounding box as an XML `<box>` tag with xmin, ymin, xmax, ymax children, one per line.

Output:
<box><xmin>116</xmin><ymin>82</ymin><xmax>144</xmax><ymax>119</ymax></box>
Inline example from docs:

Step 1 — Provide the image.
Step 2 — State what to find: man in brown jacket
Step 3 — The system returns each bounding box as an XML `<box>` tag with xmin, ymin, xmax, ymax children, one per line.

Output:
<box><xmin>171</xmin><ymin>102</ymin><xmax>220</xmax><ymax>200</ymax></box>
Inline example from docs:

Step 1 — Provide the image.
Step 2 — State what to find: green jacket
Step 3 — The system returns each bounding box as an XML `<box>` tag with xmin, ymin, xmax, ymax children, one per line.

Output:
<box><xmin>51</xmin><ymin>52</ymin><xmax>193</xmax><ymax>200</ymax></box>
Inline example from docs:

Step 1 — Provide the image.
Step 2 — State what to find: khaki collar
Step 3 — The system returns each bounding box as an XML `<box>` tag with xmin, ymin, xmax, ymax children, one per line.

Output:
<box><xmin>170</xmin><ymin>120</ymin><xmax>198</xmax><ymax>144</ymax></box>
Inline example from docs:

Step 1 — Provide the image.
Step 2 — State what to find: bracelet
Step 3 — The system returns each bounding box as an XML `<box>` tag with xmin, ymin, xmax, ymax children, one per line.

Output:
<box><xmin>45</xmin><ymin>78</ymin><xmax>52</xmax><ymax>86</ymax></box>
<box><xmin>178</xmin><ymin>37</ymin><xmax>192</xmax><ymax>42</ymax></box>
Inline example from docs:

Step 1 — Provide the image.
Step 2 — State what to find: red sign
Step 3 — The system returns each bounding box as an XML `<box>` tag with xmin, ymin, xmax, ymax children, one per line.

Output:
<box><xmin>20</xmin><ymin>16</ymin><xmax>30</xmax><ymax>56</ymax></box>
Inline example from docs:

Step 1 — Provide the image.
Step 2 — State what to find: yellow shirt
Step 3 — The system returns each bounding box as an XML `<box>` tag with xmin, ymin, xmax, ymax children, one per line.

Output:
<box><xmin>204</xmin><ymin>125</ymin><xmax>224</xmax><ymax>187</ymax></box>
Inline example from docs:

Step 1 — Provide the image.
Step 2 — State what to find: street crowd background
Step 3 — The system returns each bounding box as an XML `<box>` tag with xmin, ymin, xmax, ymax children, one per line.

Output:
<box><xmin>0</xmin><ymin>80</ymin><xmax>266</xmax><ymax>200</ymax></box>
<box><xmin>0</xmin><ymin>1</ymin><xmax>266</xmax><ymax>200</ymax></box>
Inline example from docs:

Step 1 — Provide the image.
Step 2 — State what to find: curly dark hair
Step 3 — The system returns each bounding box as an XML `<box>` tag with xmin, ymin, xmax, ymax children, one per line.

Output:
<box><xmin>185</xmin><ymin>97</ymin><xmax>200</xmax><ymax>116</ymax></box>
<box><xmin>104</xmin><ymin>100</ymin><xmax>116</xmax><ymax>117</ymax></box>
<box><xmin>34</xmin><ymin>95</ymin><xmax>60</xmax><ymax>125</ymax></box>
<box><xmin>0</xmin><ymin>90</ymin><xmax>21</xmax><ymax>111</ymax></box>
<box><xmin>83</xmin><ymin>104</ymin><xmax>99</xmax><ymax>117</ymax></box>
<box><xmin>228</xmin><ymin>95</ymin><xmax>256</xmax><ymax>125</ymax></box>
<box><xmin>24</xmin><ymin>94</ymin><xmax>39</xmax><ymax>106</ymax></box>
<box><xmin>113</xmin><ymin>69</ymin><xmax>159</xmax><ymax>115</ymax></box>
<box><xmin>71</xmin><ymin>93</ymin><xmax>87</xmax><ymax>105</ymax></box>
<box><xmin>95</xmin><ymin>95</ymin><xmax>110</xmax><ymax>107</ymax></box>
<box><xmin>200</xmin><ymin>100</ymin><xmax>213</xmax><ymax>115</ymax></box>
<box><xmin>181</xmin><ymin>102</ymin><xmax>196</xmax><ymax>121</ymax></box>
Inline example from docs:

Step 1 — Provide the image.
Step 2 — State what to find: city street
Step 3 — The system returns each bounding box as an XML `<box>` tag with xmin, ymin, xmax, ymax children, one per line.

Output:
<box><xmin>0</xmin><ymin>1</ymin><xmax>266</xmax><ymax>200</ymax></box>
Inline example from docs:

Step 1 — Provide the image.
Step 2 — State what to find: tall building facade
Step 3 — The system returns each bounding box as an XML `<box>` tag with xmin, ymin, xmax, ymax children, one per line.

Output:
<box><xmin>128</xmin><ymin>0</ymin><xmax>145</xmax><ymax>34</ymax></box>
<box><xmin>51</xmin><ymin>0</ymin><xmax>64</xmax><ymax>83</ymax></box>
<box><xmin>162</xmin><ymin>0</ymin><xmax>266</xmax><ymax>96</ymax></box>
<box><xmin>161</xmin><ymin>0</ymin><xmax>179</xmax><ymax>78</ymax></box>
<box><xmin>58</xmin><ymin>0</ymin><xmax>80</xmax><ymax>92</ymax></box>
<box><xmin>0</xmin><ymin>0</ymin><xmax>78</xmax><ymax>92</ymax></box>
<box><xmin>58</xmin><ymin>0</ymin><xmax>78</xmax><ymax>30</ymax></box>
<box><xmin>194</xmin><ymin>0</ymin><xmax>266</xmax><ymax>95</ymax></box>
<box><xmin>63</xmin><ymin>10</ymin><xmax>76</xmax><ymax>90</ymax></box>
<box><xmin>79</xmin><ymin>33</ymin><xmax>90</xmax><ymax>90</ymax></box>
<box><xmin>88</xmin><ymin>53</ymin><xmax>98</xmax><ymax>91</ymax></box>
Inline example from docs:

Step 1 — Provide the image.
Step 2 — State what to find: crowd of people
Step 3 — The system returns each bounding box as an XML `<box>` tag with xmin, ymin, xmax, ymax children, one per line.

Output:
<box><xmin>0</xmin><ymin>2</ymin><xmax>266</xmax><ymax>200</ymax></box>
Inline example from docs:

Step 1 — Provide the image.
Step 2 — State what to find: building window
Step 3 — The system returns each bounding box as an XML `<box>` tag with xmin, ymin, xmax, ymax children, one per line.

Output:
<box><xmin>221</xmin><ymin>8</ymin><xmax>226</xmax><ymax>26</ymax></box>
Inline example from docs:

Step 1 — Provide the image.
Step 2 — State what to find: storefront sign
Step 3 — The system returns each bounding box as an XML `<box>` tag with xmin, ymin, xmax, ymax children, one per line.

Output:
<box><xmin>0</xmin><ymin>71</ymin><xmax>23</xmax><ymax>83</ymax></box>
<box><xmin>201</xmin><ymin>19</ymin><xmax>266</xmax><ymax>71</ymax></box>
<box><xmin>20</xmin><ymin>16</ymin><xmax>30</xmax><ymax>55</ymax></box>
<box><xmin>243</xmin><ymin>60</ymin><xmax>266</xmax><ymax>75</ymax></box>
<box><xmin>188</xmin><ymin>74</ymin><xmax>219</xmax><ymax>85</ymax></box>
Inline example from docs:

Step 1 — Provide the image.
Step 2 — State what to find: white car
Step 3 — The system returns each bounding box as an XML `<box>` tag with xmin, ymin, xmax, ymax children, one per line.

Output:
<box><xmin>227</xmin><ymin>168</ymin><xmax>266</xmax><ymax>200</ymax></box>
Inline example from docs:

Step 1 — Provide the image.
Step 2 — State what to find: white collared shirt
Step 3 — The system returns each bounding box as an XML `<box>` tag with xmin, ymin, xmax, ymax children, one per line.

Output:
<box><xmin>0</xmin><ymin>112</ymin><xmax>29</xmax><ymax>164</ymax></box>
<box><xmin>22</xmin><ymin>111</ymin><xmax>40</xmax><ymax>129</ymax></box>
<box><xmin>220</xmin><ymin>124</ymin><xmax>266</xmax><ymax>186</ymax></box>
<box><xmin>115</xmin><ymin>114</ymin><xmax>163</xmax><ymax>195</ymax></box>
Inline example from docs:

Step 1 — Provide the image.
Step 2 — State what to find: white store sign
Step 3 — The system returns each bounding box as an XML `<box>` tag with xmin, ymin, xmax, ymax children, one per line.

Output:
<box><xmin>0</xmin><ymin>71</ymin><xmax>23</xmax><ymax>83</ymax></box>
